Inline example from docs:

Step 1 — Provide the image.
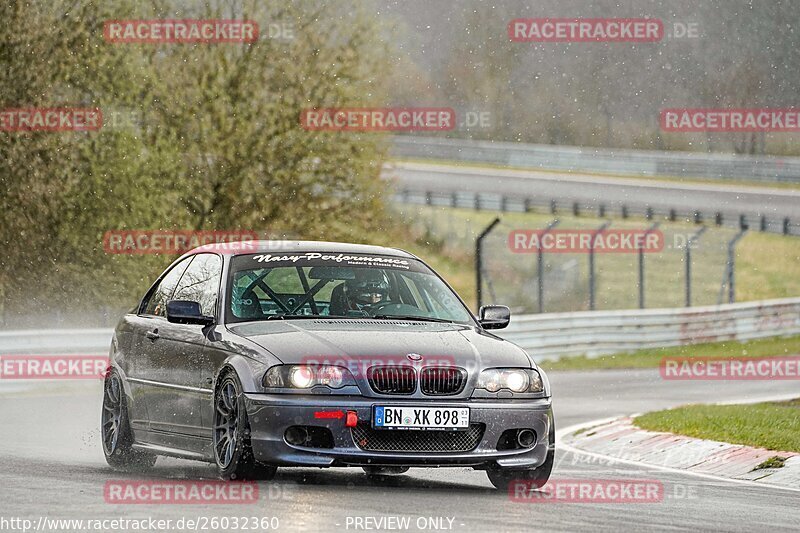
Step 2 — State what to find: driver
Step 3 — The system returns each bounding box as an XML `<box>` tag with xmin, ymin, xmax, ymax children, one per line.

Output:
<box><xmin>343</xmin><ymin>269</ymin><xmax>390</xmax><ymax>311</ymax></box>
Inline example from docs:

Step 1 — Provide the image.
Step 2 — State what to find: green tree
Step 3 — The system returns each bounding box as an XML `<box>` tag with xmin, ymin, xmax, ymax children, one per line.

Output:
<box><xmin>0</xmin><ymin>0</ymin><xmax>394</xmax><ymax>325</ymax></box>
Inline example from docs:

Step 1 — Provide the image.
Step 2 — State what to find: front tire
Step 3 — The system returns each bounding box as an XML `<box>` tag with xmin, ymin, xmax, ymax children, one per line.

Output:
<box><xmin>101</xmin><ymin>371</ymin><xmax>157</xmax><ymax>471</ymax></box>
<box><xmin>487</xmin><ymin>414</ymin><xmax>555</xmax><ymax>491</ymax></box>
<box><xmin>362</xmin><ymin>466</ymin><xmax>410</xmax><ymax>476</ymax></box>
<box><xmin>486</xmin><ymin>448</ymin><xmax>554</xmax><ymax>491</ymax></box>
<box><xmin>213</xmin><ymin>371</ymin><xmax>277</xmax><ymax>481</ymax></box>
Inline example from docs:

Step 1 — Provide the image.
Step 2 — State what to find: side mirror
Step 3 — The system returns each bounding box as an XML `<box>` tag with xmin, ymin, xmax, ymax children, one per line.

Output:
<box><xmin>478</xmin><ymin>305</ymin><xmax>510</xmax><ymax>330</ymax></box>
<box><xmin>166</xmin><ymin>300</ymin><xmax>214</xmax><ymax>326</ymax></box>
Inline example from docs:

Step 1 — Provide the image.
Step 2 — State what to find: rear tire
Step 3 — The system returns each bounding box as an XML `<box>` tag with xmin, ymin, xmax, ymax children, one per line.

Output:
<box><xmin>101</xmin><ymin>371</ymin><xmax>157</xmax><ymax>471</ymax></box>
<box><xmin>213</xmin><ymin>371</ymin><xmax>277</xmax><ymax>481</ymax></box>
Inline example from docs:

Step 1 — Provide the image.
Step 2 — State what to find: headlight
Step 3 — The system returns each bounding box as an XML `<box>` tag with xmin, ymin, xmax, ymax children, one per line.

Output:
<box><xmin>288</xmin><ymin>366</ymin><xmax>315</xmax><ymax>388</ymax></box>
<box><xmin>504</xmin><ymin>370</ymin><xmax>529</xmax><ymax>392</ymax></box>
<box><xmin>528</xmin><ymin>369</ymin><xmax>543</xmax><ymax>392</ymax></box>
<box><xmin>476</xmin><ymin>368</ymin><xmax>543</xmax><ymax>393</ymax></box>
<box><xmin>263</xmin><ymin>365</ymin><xmax>354</xmax><ymax>389</ymax></box>
<box><xmin>318</xmin><ymin>366</ymin><xmax>344</xmax><ymax>388</ymax></box>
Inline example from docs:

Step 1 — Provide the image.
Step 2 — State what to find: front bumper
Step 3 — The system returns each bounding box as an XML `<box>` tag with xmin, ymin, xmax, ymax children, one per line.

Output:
<box><xmin>244</xmin><ymin>394</ymin><xmax>553</xmax><ymax>469</ymax></box>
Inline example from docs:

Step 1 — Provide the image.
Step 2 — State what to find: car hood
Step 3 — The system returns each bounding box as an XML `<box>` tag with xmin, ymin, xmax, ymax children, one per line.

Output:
<box><xmin>228</xmin><ymin>318</ymin><xmax>534</xmax><ymax>370</ymax></box>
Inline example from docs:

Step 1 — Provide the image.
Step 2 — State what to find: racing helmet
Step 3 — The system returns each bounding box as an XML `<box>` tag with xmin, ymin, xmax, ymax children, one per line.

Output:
<box><xmin>344</xmin><ymin>269</ymin><xmax>390</xmax><ymax>307</ymax></box>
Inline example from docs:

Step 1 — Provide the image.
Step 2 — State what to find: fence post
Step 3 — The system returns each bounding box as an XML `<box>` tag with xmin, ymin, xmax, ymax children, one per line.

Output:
<box><xmin>639</xmin><ymin>222</ymin><xmax>660</xmax><ymax>309</ymax></box>
<box><xmin>475</xmin><ymin>217</ymin><xmax>501</xmax><ymax>310</ymax></box>
<box><xmin>726</xmin><ymin>229</ymin><xmax>748</xmax><ymax>304</ymax></box>
<box><xmin>685</xmin><ymin>226</ymin><xmax>707</xmax><ymax>307</ymax></box>
<box><xmin>717</xmin><ymin>226</ymin><xmax>747</xmax><ymax>304</ymax></box>
<box><xmin>538</xmin><ymin>220</ymin><xmax>560</xmax><ymax>313</ymax></box>
<box><xmin>589</xmin><ymin>221</ymin><xmax>612</xmax><ymax>311</ymax></box>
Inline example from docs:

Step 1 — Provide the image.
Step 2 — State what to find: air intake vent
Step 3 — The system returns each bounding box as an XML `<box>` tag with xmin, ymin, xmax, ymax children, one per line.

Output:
<box><xmin>420</xmin><ymin>367</ymin><xmax>467</xmax><ymax>395</ymax></box>
<box><xmin>352</xmin><ymin>423</ymin><xmax>484</xmax><ymax>452</ymax></box>
<box><xmin>367</xmin><ymin>366</ymin><xmax>416</xmax><ymax>394</ymax></box>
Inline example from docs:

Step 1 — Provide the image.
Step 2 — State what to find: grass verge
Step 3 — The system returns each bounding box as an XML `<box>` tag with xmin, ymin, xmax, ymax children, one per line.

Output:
<box><xmin>540</xmin><ymin>334</ymin><xmax>800</xmax><ymax>371</ymax></box>
<box><xmin>754</xmin><ymin>456</ymin><xmax>788</xmax><ymax>470</ymax></box>
<box><xmin>634</xmin><ymin>399</ymin><xmax>800</xmax><ymax>453</ymax></box>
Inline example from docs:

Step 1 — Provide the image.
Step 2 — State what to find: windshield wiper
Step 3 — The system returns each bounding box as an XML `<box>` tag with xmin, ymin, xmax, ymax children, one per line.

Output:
<box><xmin>372</xmin><ymin>314</ymin><xmax>455</xmax><ymax>324</ymax></box>
<box><xmin>263</xmin><ymin>314</ymin><xmax>320</xmax><ymax>320</ymax></box>
<box><xmin>262</xmin><ymin>314</ymin><xmax>457</xmax><ymax>324</ymax></box>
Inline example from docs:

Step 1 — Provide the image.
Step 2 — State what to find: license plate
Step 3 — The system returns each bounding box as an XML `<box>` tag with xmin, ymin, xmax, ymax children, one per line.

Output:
<box><xmin>373</xmin><ymin>406</ymin><xmax>469</xmax><ymax>430</ymax></box>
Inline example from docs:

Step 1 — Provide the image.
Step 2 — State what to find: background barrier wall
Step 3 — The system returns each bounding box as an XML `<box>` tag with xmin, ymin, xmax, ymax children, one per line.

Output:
<box><xmin>2</xmin><ymin>297</ymin><xmax>799</xmax><ymax>362</ymax></box>
<box><xmin>392</xmin><ymin>136</ymin><xmax>800</xmax><ymax>184</ymax></box>
<box><xmin>500</xmin><ymin>297</ymin><xmax>800</xmax><ymax>360</ymax></box>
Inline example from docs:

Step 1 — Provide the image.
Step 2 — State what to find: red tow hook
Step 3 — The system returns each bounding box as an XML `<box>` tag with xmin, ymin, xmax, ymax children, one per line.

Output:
<box><xmin>345</xmin><ymin>410</ymin><xmax>358</xmax><ymax>428</ymax></box>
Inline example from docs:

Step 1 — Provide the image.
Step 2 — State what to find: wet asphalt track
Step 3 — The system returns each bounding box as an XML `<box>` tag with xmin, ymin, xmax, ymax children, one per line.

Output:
<box><xmin>387</xmin><ymin>162</ymin><xmax>800</xmax><ymax>226</ymax></box>
<box><xmin>2</xmin><ymin>367</ymin><xmax>799</xmax><ymax>533</ymax></box>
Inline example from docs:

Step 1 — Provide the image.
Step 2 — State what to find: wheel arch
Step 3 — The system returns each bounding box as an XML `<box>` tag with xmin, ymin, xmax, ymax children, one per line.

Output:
<box><xmin>213</xmin><ymin>354</ymin><xmax>268</xmax><ymax>393</ymax></box>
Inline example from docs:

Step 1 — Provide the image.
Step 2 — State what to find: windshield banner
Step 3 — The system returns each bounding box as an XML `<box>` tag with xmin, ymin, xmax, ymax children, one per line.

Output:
<box><xmin>241</xmin><ymin>253</ymin><xmax>424</xmax><ymax>271</ymax></box>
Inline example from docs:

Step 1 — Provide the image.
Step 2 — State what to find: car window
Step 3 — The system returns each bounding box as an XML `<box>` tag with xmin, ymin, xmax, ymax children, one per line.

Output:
<box><xmin>398</xmin><ymin>271</ymin><xmax>468</xmax><ymax>319</ymax></box>
<box><xmin>231</xmin><ymin>267</ymin><xmax>322</xmax><ymax>318</ymax></box>
<box><xmin>227</xmin><ymin>254</ymin><xmax>473</xmax><ymax>324</ymax></box>
<box><xmin>141</xmin><ymin>256</ymin><xmax>193</xmax><ymax>317</ymax></box>
<box><xmin>173</xmin><ymin>253</ymin><xmax>223</xmax><ymax>317</ymax></box>
<box><xmin>393</xmin><ymin>274</ymin><xmax>424</xmax><ymax>311</ymax></box>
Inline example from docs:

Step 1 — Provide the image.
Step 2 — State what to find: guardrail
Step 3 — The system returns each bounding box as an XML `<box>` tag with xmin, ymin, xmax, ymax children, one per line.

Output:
<box><xmin>0</xmin><ymin>328</ymin><xmax>112</xmax><ymax>354</ymax></box>
<box><xmin>391</xmin><ymin>136</ymin><xmax>800</xmax><ymax>184</ymax></box>
<box><xmin>393</xmin><ymin>188</ymin><xmax>800</xmax><ymax>236</ymax></box>
<box><xmin>499</xmin><ymin>297</ymin><xmax>800</xmax><ymax>361</ymax></box>
<box><xmin>2</xmin><ymin>298</ymin><xmax>799</xmax><ymax>364</ymax></box>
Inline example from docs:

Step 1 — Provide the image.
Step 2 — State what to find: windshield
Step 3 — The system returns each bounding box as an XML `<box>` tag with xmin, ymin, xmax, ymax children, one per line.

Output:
<box><xmin>226</xmin><ymin>252</ymin><xmax>473</xmax><ymax>324</ymax></box>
